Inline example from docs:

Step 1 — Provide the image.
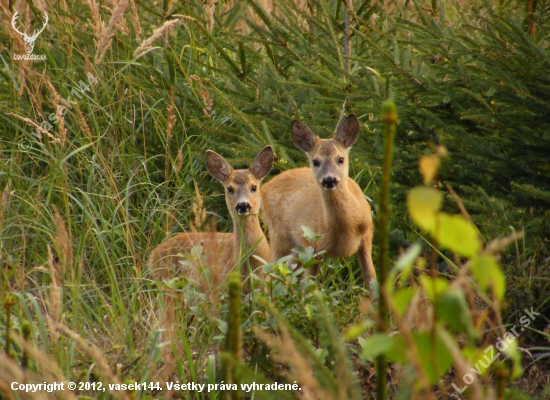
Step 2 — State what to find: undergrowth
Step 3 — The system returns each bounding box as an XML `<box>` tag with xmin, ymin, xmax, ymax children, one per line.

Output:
<box><xmin>1</xmin><ymin>0</ymin><xmax>549</xmax><ymax>399</ymax></box>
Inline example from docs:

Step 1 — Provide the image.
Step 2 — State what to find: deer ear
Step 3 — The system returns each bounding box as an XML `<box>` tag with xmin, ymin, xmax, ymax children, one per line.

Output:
<box><xmin>206</xmin><ymin>150</ymin><xmax>233</xmax><ymax>182</ymax></box>
<box><xmin>291</xmin><ymin>120</ymin><xmax>319</xmax><ymax>153</ymax></box>
<box><xmin>335</xmin><ymin>114</ymin><xmax>360</xmax><ymax>148</ymax></box>
<box><xmin>250</xmin><ymin>146</ymin><xmax>274</xmax><ymax>180</ymax></box>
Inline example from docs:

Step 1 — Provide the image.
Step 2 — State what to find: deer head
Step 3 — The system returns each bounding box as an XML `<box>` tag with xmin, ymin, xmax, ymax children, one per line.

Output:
<box><xmin>11</xmin><ymin>11</ymin><xmax>49</xmax><ymax>54</ymax></box>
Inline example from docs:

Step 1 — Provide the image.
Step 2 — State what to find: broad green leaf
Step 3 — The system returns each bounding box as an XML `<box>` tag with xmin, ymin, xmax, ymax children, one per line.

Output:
<box><xmin>276</xmin><ymin>262</ymin><xmax>291</xmax><ymax>277</ymax></box>
<box><xmin>386</xmin><ymin>332</ymin><xmax>453</xmax><ymax>384</ymax></box>
<box><xmin>503</xmin><ymin>337</ymin><xmax>524</xmax><ymax>379</ymax></box>
<box><xmin>390</xmin><ymin>242</ymin><xmax>422</xmax><ymax>287</ymax></box>
<box><xmin>344</xmin><ymin>320</ymin><xmax>376</xmax><ymax>340</ymax></box>
<box><xmin>301</xmin><ymin>225</ymin><xmax>323</xmax><ymax>242</ymax></box>
<box><xmin>471</xmin><ymin>254</ymin><xmax>506</xmax><ymax>300</ymax></box>
<box><xmin>435</xmin><ymin>213</ymin><xmax>481</xmax><ymax>257</ymax></box>
<box><xmin>407</xmin><ymin>187</ymin><xmax>442</xmax><ymax>232</ymax></box>
<box><xmin>392</xmin><ymin>288</ymin><xmax>417</xmax><ymax>317</ymax></box>
<box><xmin>413</xmin><ymin>332</ymin><xmax>454</xmax><ymax>384</ymax></box>
<box><xmin>360</xmin><ymin>333</ymin><xmax>394</xmax><ymax>359</ymax></box>
<box><xmin>435</xmin><ymin>289</ymin><xmax>477</xmax><ymax>338</ymax></box>
<box><xmin>394</xmin><ymin>242</ymin><xmax>422</xmax><ymax>272</ymax></box>
<box><xmin>386</xmin><ymin>335</ymin><xmax>408</xmax><ymax>364</ymax></box>
<box><xmin>305</xmin><ymin>303</ymin><xmax>314</xmax><ymax>319</ymax></box>
<box><xmin>419</xmin><ymin>275</ymin><xmax>449</xmax><ymax>301</ymax></box>
<box><xmin>462</xmin><ymin>346</ymin><xmax>495</xmax><ymax>377</ymax></box>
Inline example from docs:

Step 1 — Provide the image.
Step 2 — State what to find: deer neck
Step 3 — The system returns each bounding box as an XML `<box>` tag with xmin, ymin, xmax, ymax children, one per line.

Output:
<box><xmin>318</xmin><ymin>177</ymin><xmax>361</xmax><ymax>246</ymax></box>
<box><xmin>232</xmin><ymin>214</ymin><xmax>269</xmax><ymax>258</ymax></box>
<box><xmin>320</xmin><ymin>177</ymin><xmax>354</xmax><ymax>216</ymax></box>
<box><xmin>230</xmin><ymin>214</ymin><xmax>270</xmax><ymax>281</ymax></box>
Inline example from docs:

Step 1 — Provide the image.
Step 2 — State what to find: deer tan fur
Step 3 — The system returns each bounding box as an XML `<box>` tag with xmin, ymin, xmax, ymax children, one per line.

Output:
<box><xmin>261</xmin><ymin>115</ymin><xmax>376</xmax><ymax>284</ymax></box>
<box><xmin>149</xmin><ymin>146</ymin><xmax>273</xmax><ymax>284</ymax></box>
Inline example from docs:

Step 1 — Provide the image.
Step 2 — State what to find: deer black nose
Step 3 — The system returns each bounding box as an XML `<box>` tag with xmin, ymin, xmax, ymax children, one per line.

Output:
<box><xmin>235</xmin><ymin>202</ymin><xmax>251</xmax><ymax>215</ymax></box>
<box><xmin>321</xmin><ymin>177</ymin><xmax>338</xmax><ymax>189</ymax></box>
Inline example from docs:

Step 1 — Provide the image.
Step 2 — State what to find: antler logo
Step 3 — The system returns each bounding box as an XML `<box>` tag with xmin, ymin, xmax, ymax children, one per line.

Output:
<box><xmin>11</xmin><ymin>11</ymin><xmax>49</xmax><ymax>54</ymax></box>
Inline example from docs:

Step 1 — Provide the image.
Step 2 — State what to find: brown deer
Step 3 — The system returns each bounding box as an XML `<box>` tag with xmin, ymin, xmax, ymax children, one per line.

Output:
<box><xmin>261</xmin><ymin>115</ymin><xmax>376</xmax><ymax>284</ymax></box>
<box><xmin>149</xmin><ymin>146</ymin><xmax>273</xmax><ymax>284</ymax></box>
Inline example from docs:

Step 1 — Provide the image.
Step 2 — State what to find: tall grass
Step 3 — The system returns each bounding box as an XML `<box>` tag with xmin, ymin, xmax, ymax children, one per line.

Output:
<box><xmin>1</xmin><ymin>0</ymin><xmax>549</xmax><ymax>399</ymax></box>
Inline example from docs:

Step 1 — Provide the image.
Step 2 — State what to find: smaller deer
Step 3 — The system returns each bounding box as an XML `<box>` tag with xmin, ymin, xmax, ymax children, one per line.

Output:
<box><xmin>261</xmin><ymin>115</ymin><xmax>376</xmax><ymax>284</ymax></box>
<box><xmin>149</xmin><ymin>146</ymin><xmax>273</xmax><ymax>284</ymax></box>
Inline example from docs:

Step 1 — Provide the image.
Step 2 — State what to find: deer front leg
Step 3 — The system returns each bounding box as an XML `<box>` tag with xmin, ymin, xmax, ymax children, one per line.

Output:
<box><xmin>358</xmin><ymin>229</ymin><xmax>376</xmax><ymax>285</ymax></box>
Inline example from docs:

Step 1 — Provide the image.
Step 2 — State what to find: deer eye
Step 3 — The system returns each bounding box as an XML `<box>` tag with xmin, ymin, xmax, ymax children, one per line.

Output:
<box><xmin>338</xmin><ymin>157</ymin><xmax>345</xmax><ymax>165</ymax></box>
<box><xmin>312</xmin><ymin>160</ymin><xmax>320</xmax><ymax>167</ymax></box>
<box><xmin>251</xmin><ymin>185</ymin><xmax>257</xmax><ymax>192</ymax></box>
<box><xmin>227</xmin><ymin>187</ymin><xmax>234</xmax><ymax>194</ymax></box>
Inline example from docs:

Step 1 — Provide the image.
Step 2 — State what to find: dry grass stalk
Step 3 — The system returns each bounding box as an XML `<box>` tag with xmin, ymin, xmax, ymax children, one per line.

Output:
<box><xmin>54</xmin><ymin>322</ymin><xmax>133</xmax><ymax>400</ymax></box>
<box><xmin>129</xmin><ymin>0</ymin><xmax>142</xmax><ymax>43</ymax></box>
<box><xmin>33</xmin><ymin>0</ymin><xmax>50</xmax><ymax>12</ymax></box>
<box><xmin>0</xmin><ymin>4</ymin><xmax>31</xmax><ymax>58</ymax></box>
<box><xmin>438</xmin><ymin>328</ymin><xmax>485</xmax><ymax>400</ymax></box>
<box><xmin>197</xmin><ymin>227</ymin><xmax>225</xmax><ymax>306</ymax></box>
<box><xmin>42</xmin><ymin>79</ymin><xmax>69</xmax><ymax>147</ymax></box>
<box><xmin>53</xmin><ymin>206</ymin><xmax>73</xmax><ymax>277</ymax></box>
<box><xmin>6</xmin><ymin>112</ymin><xmax>59</xmax><ymax>143</ymax></box>
<box><xmin>190</xmin><ymin>75</ymin><xmax>213</xmax><ymax>116</ymax></box>
<box><xmin>254</xmin><ymin>325</ymin><xmax>333</xmax><ymax>400</ymax></box>
<box><xmin>154</xmin><ymin>295</ymin><xmax>180</xmax><ymax>397</ymax></box>
<box><xmin>190</xmin><ymin>186</ymin><xmax>207</xmax><ymax>233</ymax></box>
<box><xmin>86</xmin><ymin>0</ymin><xmax>103</xmax><ymax>39</ymax></box>
<box><xmin>383</xmin><ymin>288</ymin><xmax>436</xmax><ymax>399</ymax></box>
<box><xmin>0</xmin><ymin>344</ymin><xmax>77</xmax><ymax>400</ymax></box>
<box><xmin>95</xmin><ymin>0</ymin><xmax>130</xmax><ymax>64</ymax></box>
<box><xmin>175</xmin><ymin>149</ymin><xmax>183</xmax><ymax>172</ymax></box>
<box><xmin>8</xmin><ymin>333</ymin><xmax>78</xmax><ymax>399</ymax></box>
<box><xmin>46</xmin><ymin>246</ymin><xmax>62</xmax><ymax>324</ymax></box>
<box><xmin>25</xmin><ymin>72</ymin><xmax>46</xmax><ymax>115</ymax></box>
<box><xmin>133</xmin><ymin>18</ymin><xmax>181</xmax><ymax>57</ymax></box>
<box><xmin>0</xmin><ymin>180</ymin><xmax>11</xmax><ymax>238</ymax></box>
<box><xmin>0</xmin><ymin>3</ymin><xmax>28</xmax><ymax>94</ymax></box>
<box><xmin>74</xmin><ymin>104</ymin><xmax>94</xmax><ymax>141</ymax></box>
<box><xmin>204</xmin><ymin>0</ymin><xmax>216</xmax><ymax>31</ymax></box>
<box><xmin>166</xmin><ymin>86</ymin><xmax>176</xmax><ymax>140</ymax></box>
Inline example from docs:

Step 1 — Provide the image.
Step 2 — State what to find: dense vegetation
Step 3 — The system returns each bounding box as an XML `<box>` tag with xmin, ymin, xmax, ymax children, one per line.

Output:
<box><xmin>1</xmin><ymin>0</ymin><xmax>549</xmax><ymax>399</ymax></box>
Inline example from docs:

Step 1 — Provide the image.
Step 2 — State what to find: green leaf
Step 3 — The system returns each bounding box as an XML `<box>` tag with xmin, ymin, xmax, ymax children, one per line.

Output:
<box><xmin>435</xmin><ymin>289</ymin><xmax>477</xmax><ymax>338</ymax></box>
<box><xmin>360</xmin><ymin>333</ymin><xmax>394</xmax><ymax>359</ymax></box>
<box><xmin>392</xmin><ymin>288</ymin><xmax>417</xmax><ymax>317</ymax></box>
<box><xmin>471</xmin><ymin>254</ymin><xmax>506</xmax><ymax>300</ymax></box>
<box><xmin>393</xmin><ymin>242</ymin><xmax>422</xmax><ymax>279</ymax></box>
<box><xmin>419</xmin><ymin>275</ymin><xmax>449</xmax><ymax>301</ymax></box>
<box><xmin>388</xmin><ymin>332</ymin><xmax>453</xmax><ymax>384</ymax></box>
<box><xmin>344</xmin><ymin>320</ymin><xmax>376</xmax><ymax>341</ymax></box>
<box><xmin>301</xmin><ymin>225</ymin><xmax>323</xmax><ymax>242</ymax></box>
<box><xmin>503</xmin><ymin>337</ymin><xmax>524</xmax><ymax>379</ymax></box>
<box><xmin>434</xmin><ymin>213</ymin><xmax>481</xmax><ymax>257</ymax></box>
<box><xmin>386</xmin><ymin>332</ymin><xmax>453</xmax><ymax>384</ymax></box>
<box><xmin>387</xmin><ymin>243</ymin><xmax>421</xmax><ymax>294</ymax></box>
<box><xmin>407</xmin><ymin>187</ymin><xmax>442</xmax><ymax>233</ymax></box>
<box><xmin>413</xmin><ymin>332</ymin><xmax>454</xmax><ymax>384</ymax></box>
<box><xmin>305</xmin><ymin>303</ymin><xmax>314</xmax><ymax>319</ymax></box>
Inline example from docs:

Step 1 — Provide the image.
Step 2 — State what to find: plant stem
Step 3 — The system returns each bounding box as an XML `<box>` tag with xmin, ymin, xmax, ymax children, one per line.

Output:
<box><xmin>432</xmin><ymin>0</ymin><xmax>439</xmax><ymax>17</ymax></box>
<box><xmin>376</xmin><ymin>99</ymin><xmax>397</xmax><ymax>400</ymax></box>
<box><xmin>344</xmin><ymin>0</ymin><xmax>352</xmax><ymax>74</ymax></box>
<box><xmin>223</xmin><ymin>273</ymin><xmax>242</xmax><ymax>400</ymax></box>
<box><xmin>3</xmin><ymin>295</ymin><xmax>14</xmax><ymax>358</ymax></box>
<box><xmin>526</xmin><ymin>0</ymin><xmax>537</xmax><ymax>36</ymax></box>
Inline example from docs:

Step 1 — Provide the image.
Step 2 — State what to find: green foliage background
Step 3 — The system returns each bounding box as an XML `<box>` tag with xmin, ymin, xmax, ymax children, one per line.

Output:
<box><xmin>1</xmin><ymin>0</ymin><xmax>549</xmax><ymax>398</ymax></box>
